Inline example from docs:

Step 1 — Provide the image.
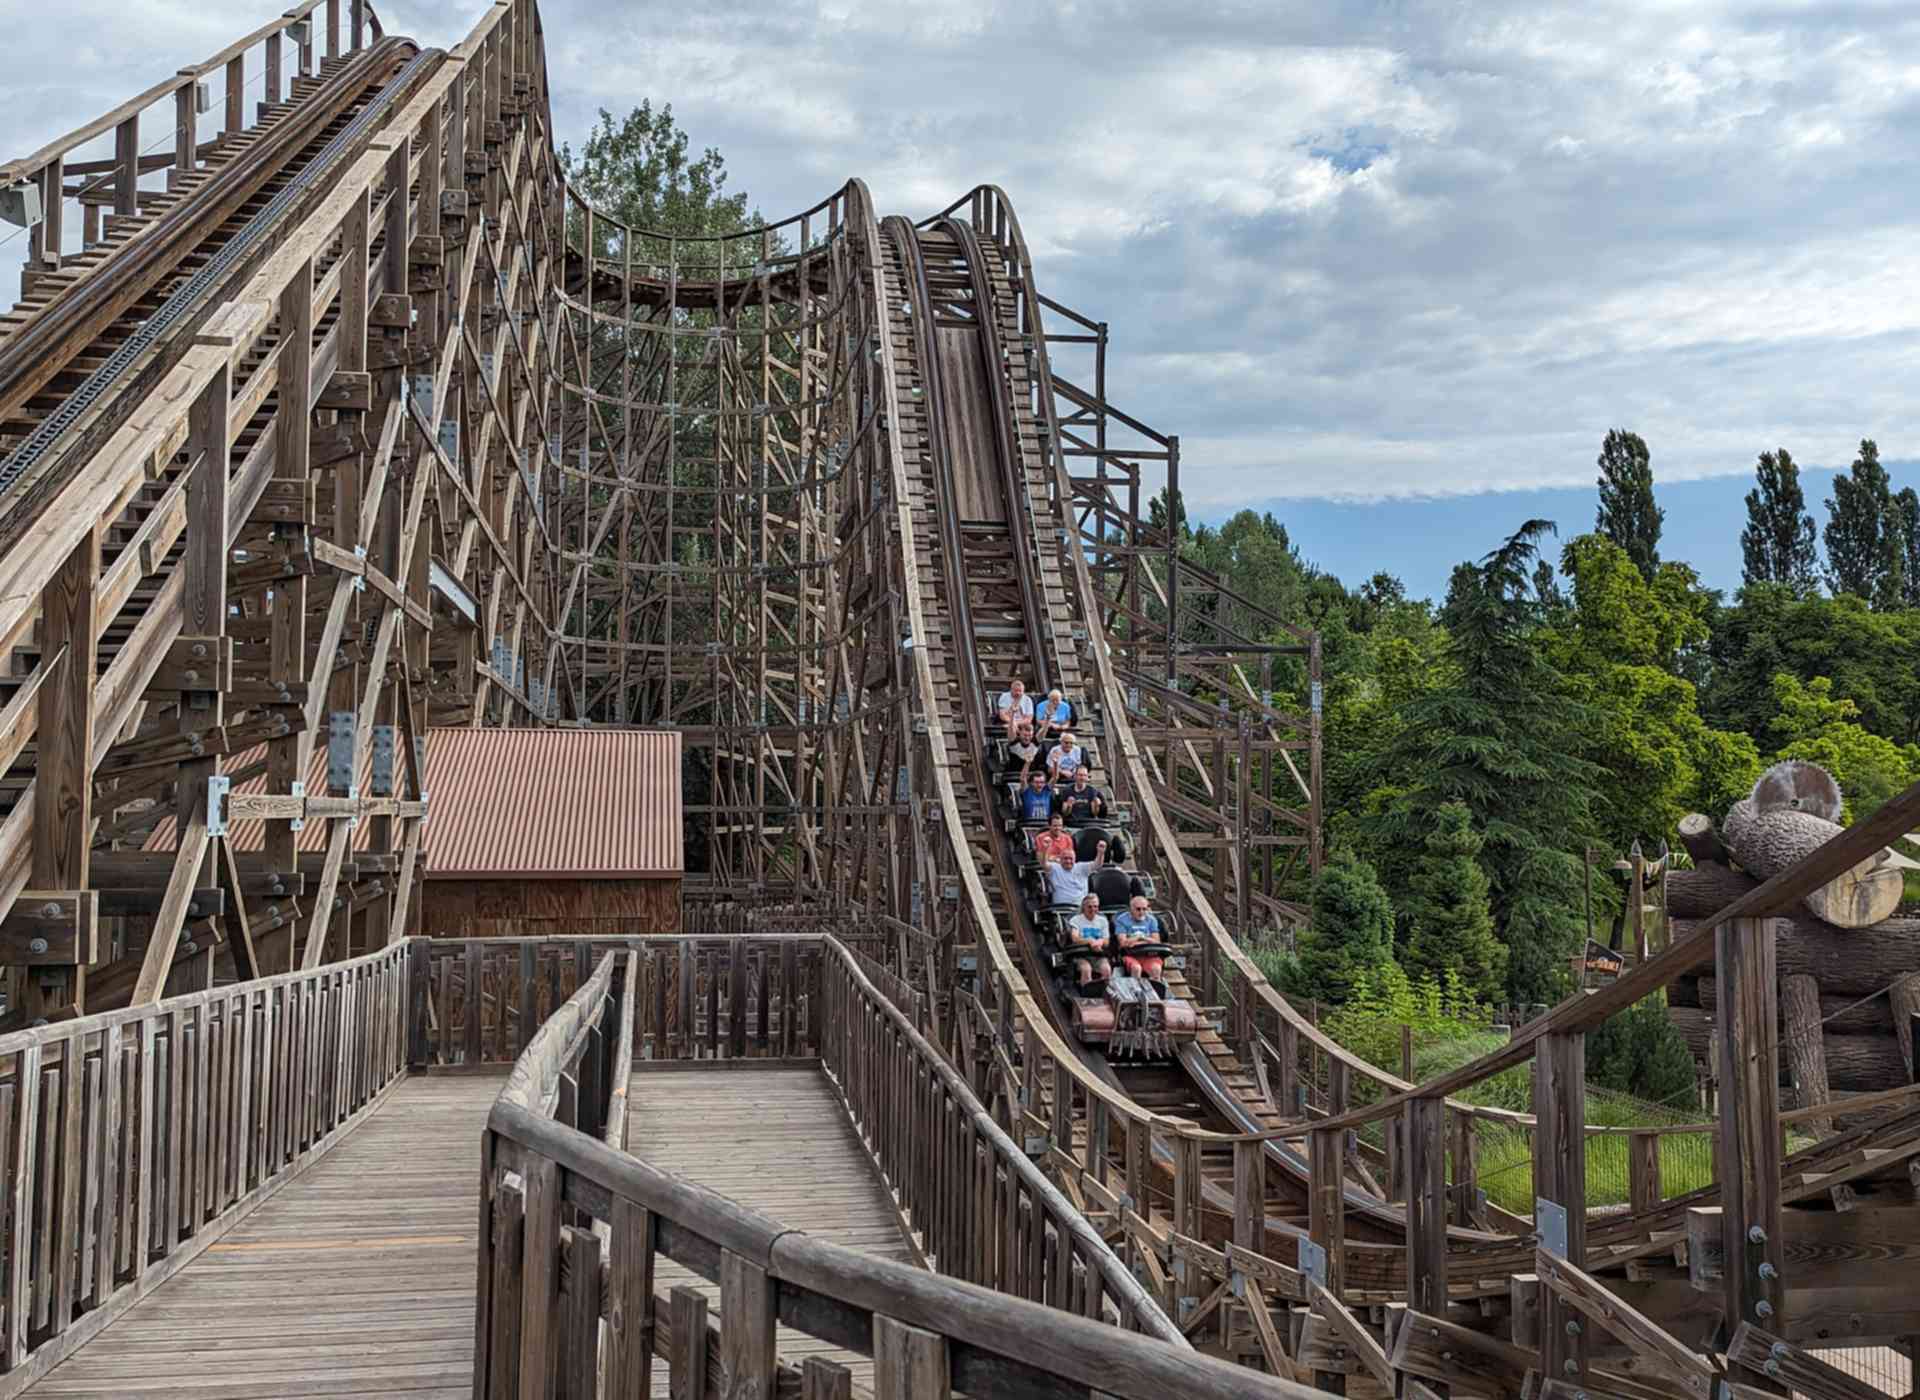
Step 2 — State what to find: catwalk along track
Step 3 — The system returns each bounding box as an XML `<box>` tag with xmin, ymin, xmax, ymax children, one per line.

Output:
<box><xmin>6</xmin><ymin>0</ymin><xmax>1920</xmax><ymax>1394</ymax></box>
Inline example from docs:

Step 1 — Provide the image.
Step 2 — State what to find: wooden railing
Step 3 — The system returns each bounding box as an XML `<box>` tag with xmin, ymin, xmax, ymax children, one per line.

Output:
<box><xmin>817</xmin><ymin>936</ymin><xmax>1182</xmax><ymax>1345</ymax></box>
<box><xmin>1</xmin><ymin>0</ymin><xmax>382</xmax><ymax>286</ymax></box>
<box><xmin>0</xmin><ymin>941</ymin><xmax>409</xmax><ymax>1398</ymax></box>
<box><xmin>475</xmin><ymin>935</ymin><xmax>1313</xmax><ymax>1399</ymax></box>
<box><xmin>409</xmin><ymin>934</ymin><xmax>830</xmax><ymax>1069</ymax></box>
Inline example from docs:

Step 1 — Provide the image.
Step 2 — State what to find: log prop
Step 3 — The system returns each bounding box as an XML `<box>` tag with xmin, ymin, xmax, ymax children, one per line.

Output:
<box><xmin>1724</xmin><ymin>805</ymin><xmax>1904</xmax><ymax>928</ymax></box>
<box><xmin>1670</xmin><ymin>1006</ymin><xmax>1909</xmax><ymax>1093</ymax></box>
<box><xmin>1669</xmin><ymin>917</ymin><xmax>1920</xmax><ymax>999</ymax></box>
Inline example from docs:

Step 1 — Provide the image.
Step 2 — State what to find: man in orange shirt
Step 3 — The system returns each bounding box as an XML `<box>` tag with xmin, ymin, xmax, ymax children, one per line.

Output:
<box><xmin>1031</xmin><ymin>812</ymin><xmax>1075</xmax><ymax>867</ymax></box>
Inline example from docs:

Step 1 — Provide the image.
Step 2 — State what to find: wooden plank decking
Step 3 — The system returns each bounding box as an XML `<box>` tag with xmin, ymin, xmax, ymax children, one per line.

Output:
<box><xmin>21</xmin><ymin>1062</ymin><xmax>914</xmax><ymax>1398</ymax></box>
<box><xmin>26</xmin><ymin>1073</ymin><xmax>500</xmax><ymax>1399</ymax></box>
<box><xmin>626</xmin><ymin>1064</ymin><xmax>920</xmax><ymax>1389</ymax></box>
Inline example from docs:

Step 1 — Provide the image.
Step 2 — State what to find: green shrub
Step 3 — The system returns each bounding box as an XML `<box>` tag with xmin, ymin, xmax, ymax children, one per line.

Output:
<box><xmin>1283</xmin><ymin>850</ymin><xmax>1395</xmax><ymax>1004</ymax></box>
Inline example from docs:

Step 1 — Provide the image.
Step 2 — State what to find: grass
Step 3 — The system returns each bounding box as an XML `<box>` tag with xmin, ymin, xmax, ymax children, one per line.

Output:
<box><xmin>1394</xmin><ymin>1030</ymin><xmax>1719</xmax><ymax>1215</ymax></box>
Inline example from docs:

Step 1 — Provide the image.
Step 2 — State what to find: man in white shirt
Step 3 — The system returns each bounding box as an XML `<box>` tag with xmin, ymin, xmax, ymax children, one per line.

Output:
<box><xmin>996</xmin><ymin>678</ymin><xmax>1034</xmax><ymax>727</ymax></box>
<box><xmin>1046</xmin><ymin>731</ymin><xmax>1086</xmax><ymax>781</ymax></box>
<box><xmin>1045</xmin><ymin>838</ymin><xmax>1107</xmax><ymax>905</ymax></box>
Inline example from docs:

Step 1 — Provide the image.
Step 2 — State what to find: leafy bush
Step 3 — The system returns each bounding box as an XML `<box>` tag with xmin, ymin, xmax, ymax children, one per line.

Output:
<box><xmin>1321</xmin><ymin>961</ymin><xmax>1491</xmax><ymax>1074</ymax></box>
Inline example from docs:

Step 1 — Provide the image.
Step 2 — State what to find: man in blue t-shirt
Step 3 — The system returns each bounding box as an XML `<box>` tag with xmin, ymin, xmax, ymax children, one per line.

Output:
<box><xmin>1017</xmin><ymin>771</ymin><xmax>1055</xmax><ymax>823</ymax></box>
<box><xmin>1035</xmin><ymin>688</ymin><xmax>1073</xmax><ymax>738</ymax></box>
<box><xmin>1066</xmin><ymin>893</ymin><xmax>1111</xmax><ymax>987</ymax></box>
<box><xmin>1112</xmin><ymin>896</ymin><xmax>1164</xmax><ymax>980</ymax></box>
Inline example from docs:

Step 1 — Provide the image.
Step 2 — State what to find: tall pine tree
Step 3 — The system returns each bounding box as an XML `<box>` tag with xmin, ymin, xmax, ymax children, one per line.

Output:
<box><xmin>1402</xmin><ymin>802</ymin><xmax>1506</xmax><ymax>1002</ymax></box>
<box><xmin>1823</xmin><ymin>438</ymin><xmax>1893</xmax><ymax>603</ymax></box>
<box><xmin>1740</xmin><ymin>448</ymin><xmax>1819</xmax><ymax>594</ymax></box>
<box><xmin>1362</xmin><ymin>521</ymin><xmax>1602</xmax><ymax>1004</ymax></box>
<box><xmin>1596</xmin><ymin>430</ymin><xmax>1663</xmax><ymax>580</ymax></box>
<box><xmin>1891</xmin><ymin>487</ymin><xmax>1920</xmax><ymax>607</ymax></box>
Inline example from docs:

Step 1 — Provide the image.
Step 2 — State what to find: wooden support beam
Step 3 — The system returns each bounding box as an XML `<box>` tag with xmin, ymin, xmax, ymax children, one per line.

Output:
<box><xmin>34</xmin><ymin>530</ymin><xmax>99</xmax><ymax>892</ymax></box>
<box><xmin>0</xmin><ymin>893</ymin><xmax>98</xmax><ymax>966</ymax></box>
<box><xmin>130</xmin><ymin>796</ymin><xmax>210</xmax><ymax>1006</ymax></box>
<box><xmin>1727</xmin><ymin>1324</ymin><xmax>1890</xmax><ymax>1400</ymax></box>
<box><xmin>1405</xmin><ymin>1095</ymin><xmax>1448</xmax><ymax>1316</ymax></box>
<box><xmin>1535</xmin><ymin>1247</ymin><xmax>1716</xmax><ymax>1399</ymax></box>
<box><xmin>1717</xmin><ymin>916</ymin><xmax>1787</xmax><ymax>1346</ymax></box>
<box><xmin>1535</xmin><ymin>1031</ymin><xmax>1588</xmax><ymax>1383</ymax></box>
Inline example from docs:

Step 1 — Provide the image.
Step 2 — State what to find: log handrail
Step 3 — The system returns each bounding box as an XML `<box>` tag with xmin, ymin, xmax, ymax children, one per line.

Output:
<box><xmin>478</xmin><ymin>1092</ymin><xmax>1319</xmax><ymax>1399</ymax></box>
<box><xmin>817</xmin><ymin>933</ymin><xmax>1186</xmax><ymax>1346</ymax></box>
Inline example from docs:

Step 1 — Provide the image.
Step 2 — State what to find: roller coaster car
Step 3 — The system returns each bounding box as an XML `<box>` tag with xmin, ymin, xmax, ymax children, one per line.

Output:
<box><xmin>1055</xmin><ymin>950</ymin><xmax>1196</xmax><ymax>1059</ymax></box>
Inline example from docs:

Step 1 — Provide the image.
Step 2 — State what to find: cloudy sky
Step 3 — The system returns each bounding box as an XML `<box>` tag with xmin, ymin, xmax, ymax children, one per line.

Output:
<box><xmin>8</xmin><ymin>0</ymin><xmax>1920</xmax><ymax>594</ymax></box>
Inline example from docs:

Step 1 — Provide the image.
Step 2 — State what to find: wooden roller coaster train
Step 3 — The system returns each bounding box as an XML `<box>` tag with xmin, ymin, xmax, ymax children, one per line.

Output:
<box><xmin>0</xmin><ymin>0</ymin><xmax>1916</xmax><ymax>1395</ymax></box>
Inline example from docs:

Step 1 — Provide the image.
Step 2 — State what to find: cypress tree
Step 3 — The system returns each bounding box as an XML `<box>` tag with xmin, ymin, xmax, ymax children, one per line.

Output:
<box><xmin>1596</xmin><ymin>430</ymin><xmax>1663</xmax><ymax>580</ymax></box>
<box><xmin>1823</xmin><ymin>439</ymin><xmax>1892</xmax><ymax>602</ymax></box>
<box><xmin>1402</xmin><ymin>802</ymin><xmax>1506</xmax><ymax>1002</ymax></box>
<box><xmin>1740</xmin><ymin>448</ymin><xmax>1819</xmax><ymax>594</ymax></box>
<box><xmin>1286</xmin><ymin>851</ymin><xmax>1395</xmax><ymax>1005</ymax></box>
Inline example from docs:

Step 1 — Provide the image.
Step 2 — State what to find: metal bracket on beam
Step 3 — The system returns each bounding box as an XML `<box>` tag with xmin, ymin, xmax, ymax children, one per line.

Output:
<box><xmin>206</xmin><ymin>775</ymin><xmax>230</xmax><ymax>837</ymax></box>
<box><xmin>289</xmin><ymin>779</ymin><xmax>306</xmax><ymax>832</ymax></box>
<box><xmin>1297</xmin><ymin>1238</ymin><xmax>1326</xmax><ymax>1287</ymax></box>
<box><xmin>370</xmin><ymin>726</ymin><xmax>396</xmax><ymax>797</ymax></box>
<box><xmin>0</xmin><ymin>182</ymin><xmax>42</xmax><ymax>229</ymax></box>
<box><xmin>1536</xmin><ymin>1198</ymin><xmax>1569</xmax><ymax>1259</ymax></box>
<box><xmin>328</xmin><ymin>711</ymin><xmax>355</xmax><ymax>793</ymax></box>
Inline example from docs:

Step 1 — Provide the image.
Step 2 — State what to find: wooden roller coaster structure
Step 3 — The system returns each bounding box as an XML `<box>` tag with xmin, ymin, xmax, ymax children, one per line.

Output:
<box><xmin>1</xmin><ymin>0</ymin><xmax>1918</xmax><ymax>1394</ymax></box>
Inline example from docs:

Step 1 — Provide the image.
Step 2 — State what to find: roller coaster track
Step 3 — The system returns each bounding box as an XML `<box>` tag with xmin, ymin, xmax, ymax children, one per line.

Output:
<box><xmin>10</xmin><ymin>0</ymin><xmax>1920</xmax><ymax>1389</ymax></box>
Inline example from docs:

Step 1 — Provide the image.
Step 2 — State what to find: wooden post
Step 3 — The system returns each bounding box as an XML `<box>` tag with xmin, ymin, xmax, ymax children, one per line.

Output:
<box><xmin>1779</xmin><ymin>973</ymin><xmax>1831</xmax><ymax>1137</ymax></box>
<box><xmin>874</xmin><ymin>1315</ymin><xmax>949</xmax><ymax>1398</ymax></box>
<box><xmin>720</xmin><ymin>1249</ymin><xmax>776</xmax><ymax>1398</ymax></box>
<box><xmin>1308</xmin><ymin>1121</ymin><xmax>1346</xmax><ymax>1391</ymax></box>
<box><xmin>1405</xmin><ymin>1096</ymin><xmax>1448</xmax><ymax>1315</ymax></box>
<box><xmin>1233</xmin><ymin>1137</ymin><xmax>1262</xmax><ymax>1254</ymax></box>
<box><xmin>114</xmin><ymin>115</ymin><xmax>139</xmax><ymax>217</ymax></box>
<box><xmin>1716</xmin><ymin>916</ymin><xmax>1787</xmax><ymax>1350</ymax></box>
<box><xmin>1628</xmin><ymin>1129</ymin><xmax>1662</xmax><ymax>1216</ymax></box>
<box><xmin>1534</xmin><ymin>1032</ymin><xmax>1587</xmax><ymax>1383</ymax></box>
<box><xmin>173</xmin><ymin>81</ymin><xmax>196</xmax><ymax>187</ymax></box>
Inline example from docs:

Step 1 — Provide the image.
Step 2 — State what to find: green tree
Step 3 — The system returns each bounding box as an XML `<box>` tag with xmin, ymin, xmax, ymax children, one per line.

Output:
<box><xmin>1282</xmin><ymin>850</ymin><xmax>1396</xmax><ymax>1004</ymax></box>
<box><xmin>1740</xmin><ymin>449</ymin><xmax>1819</xmax><ymax>594</ymax></box>
<box><xmin>1893</xmin><ymin>487</ymin><xmax>1920</xmax><ymax>607</ymax></box>
<box><xmin>1548</xmin><ymin>535</ymin><xmax>1760</xmax><ymax>842</ymax></box>
<box><xmin>1764</xmin><ymin>674</ymin><xmax>1920</xmax><ymax>820</ymax></box>
<box><xmin>1596</xmin><ymin>430</ymin><xmax>1663</xmax><ymax>579</ymax></box>
<box><xmin>563</xmin><ymin>102</ymin><xmax>756</xmax><ymax>251</ymax></box>
<box><xmin>1704</xmin><ymin>586</ymin><xmax>1920</xmax><ymax>745</ymax></box>
<box><xmin>1823</xmin><ymin>439</ymin><xmax>1894</xmax><ymax>603</ymax></box>
<box><xmin>1361</xmin><ymin>521</ymin><xmax>1602</xmax><ymax>1004</ymax></box>
<box><xmin>1586</xmin><ymin>997</ymin><xmax>1697</xmax><ymax>1106</ymax></box>
<box><xmin>1402</xmin><ymin>803</ymin><xmax>1506</xmax><ymax>1001</ymax></box>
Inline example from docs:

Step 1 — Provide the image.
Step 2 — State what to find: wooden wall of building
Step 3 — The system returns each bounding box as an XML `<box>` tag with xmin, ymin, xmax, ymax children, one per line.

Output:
<box><xmin>418</xmin><ymin>878</ymin><xmax>683</xmax><ymax>937</ymax></box>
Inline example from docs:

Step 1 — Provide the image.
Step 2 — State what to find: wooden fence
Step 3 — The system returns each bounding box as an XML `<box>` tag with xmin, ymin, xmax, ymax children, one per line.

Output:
<box><xmin>407</xmin><ymin>934</ymin><xmax>832</xmax><ymax>1069</ymax></box>
<box><xmin>473</xmin><ymin>941</ymin><xmax>1314</xmax><ymax>1399</ymax></box>
<box><xmin>816</xmin><ymin>935</ymin><xmax>1180</xmax><ymax>1344</ymax></box>
<box><xmin>0</xmin><ymin>941</ymin><xmax>409</xmax><ymax>1397</ymax></box>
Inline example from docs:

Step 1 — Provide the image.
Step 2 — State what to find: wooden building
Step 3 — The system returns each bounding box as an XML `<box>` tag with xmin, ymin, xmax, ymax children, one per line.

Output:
<box><xmin>418</xmin><ymin>729</ymin><xmax>683</xmax><ymax>936</ymax></box>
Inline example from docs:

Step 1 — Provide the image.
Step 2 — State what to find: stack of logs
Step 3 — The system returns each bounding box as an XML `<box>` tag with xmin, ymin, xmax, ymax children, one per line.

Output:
<box><xmin>1666</xmin><ymin>762</ymin><xmax>1920</xmax><ymax>1122</ymax></box>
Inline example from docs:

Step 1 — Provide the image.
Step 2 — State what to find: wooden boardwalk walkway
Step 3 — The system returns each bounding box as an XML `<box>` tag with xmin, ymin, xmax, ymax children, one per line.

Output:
<box><xmin>626</xmin><ymin>1064</ymin><xmax>920</xmax><ymax>1390</ymax></box>
<box><xmin>26</xmin><ymin>1074</ymin><xmax>499</xmax><ymax>1399</ymax></box>
<box><xmin>20</xmin><ymin>1063</ymin><xmax>913</xmax><ymax>1398</ymax></box>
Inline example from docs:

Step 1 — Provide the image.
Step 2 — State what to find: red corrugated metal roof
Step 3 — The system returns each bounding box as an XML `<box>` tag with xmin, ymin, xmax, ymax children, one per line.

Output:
<box><xmin>422</xmin><ymin>728</ymin><xmax>682</xmax><ymax>878</ymax></box>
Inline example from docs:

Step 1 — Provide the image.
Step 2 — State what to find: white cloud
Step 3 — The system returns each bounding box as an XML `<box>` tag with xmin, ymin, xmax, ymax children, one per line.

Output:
<box><xmin>9</xmin><ymin>0</ymin><xmax>1920</xmax><ymax>511</ymax></box>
